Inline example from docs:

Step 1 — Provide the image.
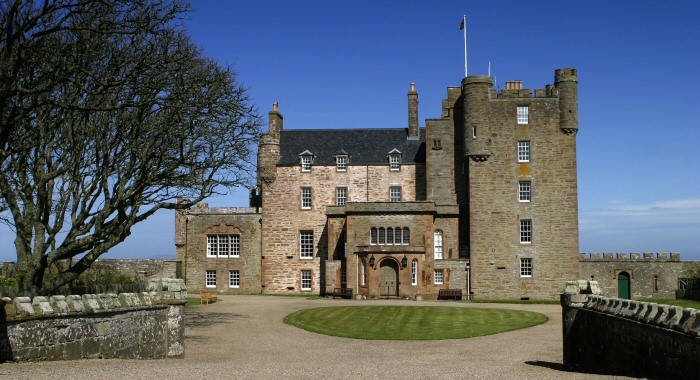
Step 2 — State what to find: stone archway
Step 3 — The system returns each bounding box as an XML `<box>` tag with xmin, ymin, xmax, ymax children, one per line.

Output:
<box><xmin>379</xmin><ymin>259</ymin><xmax>399</xmax><ymax>297</ymax></box>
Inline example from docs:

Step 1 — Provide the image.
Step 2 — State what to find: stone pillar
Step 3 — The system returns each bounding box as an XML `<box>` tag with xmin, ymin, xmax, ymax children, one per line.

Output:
<box><xmin>148</xmin><ymin>278</ymin><xmax>187</xmax><ymax>358</ymax></box>
<box><xmin>560</xmin><ymin>280</ymin><xmax>600</xmax><ymax>367</ymax></box>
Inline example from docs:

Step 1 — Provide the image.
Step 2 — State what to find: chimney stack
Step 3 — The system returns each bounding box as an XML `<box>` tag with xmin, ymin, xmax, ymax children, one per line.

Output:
<box><xmin>268</xmin><ymin>102</ymin><xmax>283</xmax><ymax>139</ymax></box>
<box><xmin>408</xmin><ymin>83</ymin><xmax>419</xmax><ymax>139</ymax></box>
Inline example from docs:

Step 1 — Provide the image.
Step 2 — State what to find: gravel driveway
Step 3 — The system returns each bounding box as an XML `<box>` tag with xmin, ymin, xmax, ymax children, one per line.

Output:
<box><xmin>1</xmin><ymin>295</ymin><xmax>635</xmax><ymax>379</ymax></box>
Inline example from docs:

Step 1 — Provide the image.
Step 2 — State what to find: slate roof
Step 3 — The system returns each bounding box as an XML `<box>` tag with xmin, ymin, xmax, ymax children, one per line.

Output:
<box><xmin>277</xmin><ymin>128</ymin><xmax>426</xmax><ymax>165</ymax></box>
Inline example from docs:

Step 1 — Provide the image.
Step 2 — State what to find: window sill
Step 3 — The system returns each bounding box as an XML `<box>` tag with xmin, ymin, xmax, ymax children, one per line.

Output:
<box><xmin>300</xmin><ymin>256</ymin><xmax>314</xmax><ymax>260</ymax></box>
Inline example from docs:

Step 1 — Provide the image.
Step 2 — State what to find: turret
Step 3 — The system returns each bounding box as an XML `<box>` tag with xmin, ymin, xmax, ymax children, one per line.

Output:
<box><xmin>461</xmin><ymin>76</ymin><xmax>494</xmax><ymax>162</ymax></box>
<box><xmin>407</xmin><ymin>83</ymin><xmax>419</xmax><ymax>139</ymax></box>
<box><xmin>258</xmin><ymin>103</ymin><xmax>282</xmax><ymax>185</ymax></box>
<box><xmin>554</xmin><ymin>68</ymin><xmax>578</xmax><ymax>135</ymax></box>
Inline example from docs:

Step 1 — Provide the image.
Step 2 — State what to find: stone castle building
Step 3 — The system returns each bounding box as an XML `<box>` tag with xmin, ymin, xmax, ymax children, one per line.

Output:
<box><xmin>175</xmin><ymin>68</ymin><xmax>583</xmax><ymax>300</ymax></box>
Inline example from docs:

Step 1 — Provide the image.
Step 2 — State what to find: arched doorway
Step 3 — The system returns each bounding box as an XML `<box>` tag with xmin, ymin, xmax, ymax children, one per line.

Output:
<box><xmin>379</xmin><ymin>259</ymin><xmax>399</xmax><ymax>297</ymax></box>
<box><xmin>618</xmin><ymin>271</ymin><xmax>631</xmax><ymax>299</ymax></box>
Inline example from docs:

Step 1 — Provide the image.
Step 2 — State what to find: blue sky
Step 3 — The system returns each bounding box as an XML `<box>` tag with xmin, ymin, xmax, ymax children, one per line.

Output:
<box><xmin>1</xmin><ymin>1</ymin><xmax>699</xmax><ymax>261</ymax></box>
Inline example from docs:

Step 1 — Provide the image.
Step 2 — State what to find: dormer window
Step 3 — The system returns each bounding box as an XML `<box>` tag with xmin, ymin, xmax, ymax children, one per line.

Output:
<box><xmin>299</xmin><ymin>150</ymin><xmax>314</xmax><ymax>172</ymax></box>
<box><xmin>388</xmin><ymin>148</ymin><xmax>402</xmax><ymax>171</ymax></box>
<box><xmin>335</xmin><ymin>154</ymin><xmax>348</xmax><ymax>172</ymax></box>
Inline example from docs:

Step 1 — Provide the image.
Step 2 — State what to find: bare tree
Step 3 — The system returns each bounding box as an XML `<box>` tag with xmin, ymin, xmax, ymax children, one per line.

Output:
<box><xmin>0</xmin><ymin>0</ymin><xmax>261</xmax><ymax>294</ymax></box>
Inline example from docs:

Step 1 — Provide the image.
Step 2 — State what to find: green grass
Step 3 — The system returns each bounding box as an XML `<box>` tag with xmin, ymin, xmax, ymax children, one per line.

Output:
<box><xmin>645</xmin><ymin>299</ymin><xmax>700</xmax><ymax>310</ymax></box>
<box><xmin>283</xmin><ymin>306</ymin><xmax>548</xmax><ymax>340</ymax></box>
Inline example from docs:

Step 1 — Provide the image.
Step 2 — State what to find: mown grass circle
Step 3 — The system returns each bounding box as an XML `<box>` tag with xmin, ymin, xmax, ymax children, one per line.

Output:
<box><xmin>283</xmin><ymin>306</ymin><xmax>548</xmax><ymax>340</ymax></box>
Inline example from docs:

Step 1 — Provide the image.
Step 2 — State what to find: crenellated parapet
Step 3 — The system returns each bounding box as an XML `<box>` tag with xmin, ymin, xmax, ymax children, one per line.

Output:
<box><xmin>185</xmin><ymin>203</ymin><xmax>260</xmax><ymax>215</ymax></box>
<box><xmin>580</xmin><ymin>252</ymin><xmax>681</xmax><ymax>262</ymax></box>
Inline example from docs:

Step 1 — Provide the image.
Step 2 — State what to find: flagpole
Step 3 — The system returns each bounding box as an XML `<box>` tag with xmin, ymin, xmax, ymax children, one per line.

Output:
<box><xmin>463</xmin><ymin>14</ymin><xmax>468</xmax><ymax>77</ymax></box>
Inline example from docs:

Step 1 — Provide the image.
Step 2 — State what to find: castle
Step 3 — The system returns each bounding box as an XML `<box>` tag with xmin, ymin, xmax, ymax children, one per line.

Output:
<box><xmin>175</xmin><ymin>69</ymin><xmax>585</xmax><ymax>300</ymax></box>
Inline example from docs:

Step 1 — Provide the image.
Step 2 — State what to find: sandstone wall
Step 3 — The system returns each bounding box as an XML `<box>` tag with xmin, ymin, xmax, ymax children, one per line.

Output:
<box><xmin>561</xmin><ymin>284</ymin><xmax>699</xmax><ymax>379</ymax></box>
<box><xmin>261</xmin><ymin>164</ymin><xmax>423</xmax><ymax>294</ymax></box>
<box><xmin>176</xmin><ymin>207</ymin><xmax>261</xmax><ymax>293</ymax></box>
<box><xmin>464</xmin><ymin>73</ymin><xmax>579</xmax><ymax>300</ymax></box>
<box><xmin>580</xmin><ymin>252</ymin><xmax>700</xmax><ymax>299</ymax></box>
<box><xmin>0</xmin><ymin>278</ymin><xmax>186</xmax><ymax>362</ymax></box>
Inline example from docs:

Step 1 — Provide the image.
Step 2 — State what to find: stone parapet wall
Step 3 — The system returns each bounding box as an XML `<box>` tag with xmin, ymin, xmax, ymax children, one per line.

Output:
<box><xmin>580</xmin><ymin>252</ymin><xmax>681</xmax><ymax>261</ymax></box>
<box><xmin>580</xmin><ymin>257</ymin><xmax>700</xmax><ymax>299</ymax></box>
<box><xmin>561</xmin><ymin>281</ymin><xmax>699</xmax><ymax>379</ymax></box>
<box><xmin>90</xmin><ymin>259</ymin><xmax>182</xmax><ymax>281</ymax></box>
<box><xmin>0</xmin><ymin>278</ymin><xmax>186</xmax><ymax>362</ymax></box>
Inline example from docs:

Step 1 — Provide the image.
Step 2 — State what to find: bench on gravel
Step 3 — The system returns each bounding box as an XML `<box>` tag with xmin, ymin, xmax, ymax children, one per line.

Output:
<box><xmin>200</xmin><ymin>291</ymin><xmax>218</xmax><ymax>304</ymax></box>
<box><xmin>437</xmin><ymin>289</ymin><xmax>463</xmax><ymax>300</ymax></box>
<box><xmin>331</xmin><ymin>287</ymin><xmax>353</xmax><ymax>299</ymax></box>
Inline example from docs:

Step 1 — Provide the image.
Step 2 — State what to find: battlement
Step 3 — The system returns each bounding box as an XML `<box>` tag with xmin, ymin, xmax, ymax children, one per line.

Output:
<box><xmin>186</xmin><ymin>203</ymin><xmax>260</xmax><ymax>215</ymax></box>
<box><xmin>580</xmin><ymin>252</ymin><xmax>682</xmax><ymax>262</ymax></box>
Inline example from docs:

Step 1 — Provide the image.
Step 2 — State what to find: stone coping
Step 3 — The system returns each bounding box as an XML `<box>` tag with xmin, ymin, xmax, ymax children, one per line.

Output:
<box><xmin>1</xmin><ymin>278</ymin><xmax>187</xmax><ymax>322</ymax></box>
<box><xmin>581</xmin><ymin>295</ymin><xmax>699</xmax><ymax>337</ymax></box>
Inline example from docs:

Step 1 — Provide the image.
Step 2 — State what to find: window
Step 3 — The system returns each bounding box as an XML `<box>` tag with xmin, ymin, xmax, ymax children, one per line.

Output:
<box><xmin>520</xmin><ymin>219</ymin><xmax>532</xmax><ymax>244</ymax></box>
<box><xmin>519</xmin><ymin>181</ymin><xmax>531</xmax><ymax>202</ymax></box>
<box><xmin>518</xmin><ymin>141</ymin><xmax>530</xmax><ymax>162</ymax></box>
<box><xmin>472</xmin><ymin>126</ymin><xmax>477</xmax><ymax>138</ymax></box>
<box><xmin>361</xmin><ymin>259</ymin><xmax>366</xmax><ymax>286</ymax></box>
<box><xmin>434</xmin><ymin>230</ymin><xmax>443</xmax><ymax>260</ymax></box>
<box><xmin>520</xmin><ymin>258</ymin><xmax>532</xmax><ymax>277</ymax></box>
<box><xmin>336</xmin><ymin>187</ymin><xmax>347</xmax><ymax>206</ymax></box>
<box><xmin>205</xmin><ymin>270</ymin><xmax>216</xmax><ymax>288</ymax></box>
<box><xmin>389</xmin><ymin>154</ymin><xmax>401</xmax><ymax>171</ymax></box>
<box><xmin>301</xmin><ymin>187</ymin><xmax>312</xmax><ymax>209</ymax></box>
<box><xmin>434</xmin><ymin>269</ymin><xmax>444</xmax><ymax>285</ymax></box>
<box><xmin>301</xmin><ymin>270</ymin><xmax>312</xmax><ymax>291</ymax></box>
<box><xmin>394</xmin><ymin>227</ymin><xmax>402</xmax><ymax>245</ymax></box>
<box><xmin>517</xmin><ymin>106</ymin><xmax>529</xmax><ymax>124</ymax></box>
<box><xmin>390</xmin><ymin>186</ymin><xmax>402</xmax><ymax>202</ymax></box>
<box><xmin>369</xmin><ymin>226</ymin><xmax>410</xmax><ymax>245</ymax></box>
<box><xmin>432</xmin><ymin>139</ymin><xmax>442</xmax><ymax>150</ymax></box>
<box><xmin>300</xmin><ymin>155</ymin><xmax>312</xmax><ymax>172</ymax></box>
<box><xmin>336</xmin><ymin>155</ymin><xmax>348</xmax><ymax>172</ymax></box>
<box><xmin>341</xmin><ymin>268</ymin><xmax>347</xmax><ymax>287</ymax></box>
<box><xmin>229</xmin><ymin>270</ymin><xmax>240</xmax><ymax>288</ymax></box>
<box><xmin>300</xmin><ymin>230</ymin><xmax>314</xmax><ymax>258</ymax></box>
<box><xmin>411</xmin><ymin>260</ymin><xmax>418</xmax><ymax>286</ymax></box>
<box><xmin>207</xmin><ymin>234</ymin><xmax>240</xmax><ymax>257</ymax></box>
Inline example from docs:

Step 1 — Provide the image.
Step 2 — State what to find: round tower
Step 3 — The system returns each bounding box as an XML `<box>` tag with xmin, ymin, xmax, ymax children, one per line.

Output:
<box><xmin>554</xmin><ymin>68</ymin><xmax>578</xmax><ymax>134</ymax></box>
<box><xmin>462</xmin><ymin>76</ymin><xmax>494</xmax><ymax>161</ymax></box>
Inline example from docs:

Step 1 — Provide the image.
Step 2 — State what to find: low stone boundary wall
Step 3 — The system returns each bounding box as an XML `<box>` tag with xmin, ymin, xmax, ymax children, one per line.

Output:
<box><xmin>561</xmin><ymin>280</ymin><xmax>699</xmax><ymax>379</ymax></box>
<box><xmin>0</xmin><ymin>278</ymin><xmax>186</xmax><ymax>362</ymax></box>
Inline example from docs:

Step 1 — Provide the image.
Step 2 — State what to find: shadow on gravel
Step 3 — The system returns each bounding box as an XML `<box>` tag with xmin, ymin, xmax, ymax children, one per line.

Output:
<box><xmin>525</xmin><ymin>361</ymin><xmax>644</xmax><ymax>379</ymax></box>
<box><xmin>186</xmin><ymin>311</ymin><xmax>245</xmax><ymax>328</ymax></box>
<box><xmin>185</xmin><ymin>311</ymin><xmax>246</xmax><ymax>341</ymax></box>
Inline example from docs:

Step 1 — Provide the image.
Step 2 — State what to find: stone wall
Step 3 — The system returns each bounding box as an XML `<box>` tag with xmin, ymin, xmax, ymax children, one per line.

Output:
<box><xmin>90</xmin><ymin>259</ymin><xmax>181</xmax><ymax>281</ymax></box>
<box><xmin>561</xmin><ymin>281</ymin><xmax>699</xmax><ymax>379</ymax></box>
<box><xmin>464</xmin><ymin>71</ymin><xmax>580</xmax><ymax>300</ymax></box>
<box><xmin>0</xmin><ymin>278</ymin><xmax>186</xmax><ymax>362</ymax></box>
<box><xmin>175</xmin><ymin>205</ymin><xmax>262</xmax><ymax>293</ymax></box>
<box><xmin>580</xmin><ymin>252</ymin><xmax>700</xmax><ymax>299</ymax></box>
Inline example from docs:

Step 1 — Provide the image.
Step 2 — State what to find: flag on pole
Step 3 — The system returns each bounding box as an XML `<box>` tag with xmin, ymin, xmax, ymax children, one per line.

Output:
<box><xmin>459</xmin><ymin>19</ymin><xmax>465</xmax><ymax>30</ymax></box>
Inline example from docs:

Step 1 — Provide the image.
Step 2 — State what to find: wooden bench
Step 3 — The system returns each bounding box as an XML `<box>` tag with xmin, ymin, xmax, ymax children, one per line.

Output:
<box><xmin>437</xmin><ymin>289</ymin><xmax>463</xmax><ymax>300</ymax></box>
<box><xmin>331</xmin><ymin>287</ymin><xmax>353</xmax><ymax>299</ymax></box>
<box><xmin>200</xmin><ymin>291</ymin><xmax>218</xmax><ymax>304</ymax></box>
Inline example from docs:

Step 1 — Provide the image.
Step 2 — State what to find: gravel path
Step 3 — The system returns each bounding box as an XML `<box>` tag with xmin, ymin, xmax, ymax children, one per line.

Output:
<box><xmin>1</xmin><ymin>295</ymin><xmax>634</xmax><ymax>379</ymax></box>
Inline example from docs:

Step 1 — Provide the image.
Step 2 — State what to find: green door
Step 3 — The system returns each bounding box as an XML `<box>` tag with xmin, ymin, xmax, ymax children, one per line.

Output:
<box><xmin>618</xmin><ymin>271</ymin><xmax>631</xmax><ymax>299</ymax></box>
